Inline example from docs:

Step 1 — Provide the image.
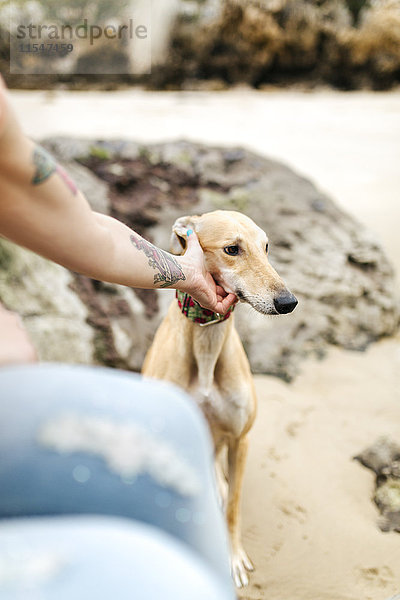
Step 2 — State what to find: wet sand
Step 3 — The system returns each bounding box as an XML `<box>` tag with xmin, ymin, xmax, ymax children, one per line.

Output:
<box><xmin>9</xmin><ymin>88</ymin><xmax>400</xmax><ymax>599</ymax></box>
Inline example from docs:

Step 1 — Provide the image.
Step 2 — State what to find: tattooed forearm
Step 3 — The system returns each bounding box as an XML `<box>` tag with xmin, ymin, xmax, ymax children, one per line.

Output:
<box><xmin>31</xmin><ymin>145</ymin><xmax>77</xmax><ymax>195</ymax></box>
<box><xmin>130</xmin><ymin>233</ymin><xmax>186</xmax><ymax>288</ymax></box>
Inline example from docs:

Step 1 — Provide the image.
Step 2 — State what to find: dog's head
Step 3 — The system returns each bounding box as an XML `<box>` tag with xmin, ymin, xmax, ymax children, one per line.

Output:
<box><xmin>171</xmin><ymin>210</ymin><xmax>297</xmax><ymax>316</ymax></box>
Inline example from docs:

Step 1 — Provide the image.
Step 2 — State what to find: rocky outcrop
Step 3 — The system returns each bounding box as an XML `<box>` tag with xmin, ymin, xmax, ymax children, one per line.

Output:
<box><xmin>2</xmin><ymin>1</ymin><xmax>400</xmax><ymax>90</ymax></box>
<box><xmin>149</xmin><ymin>0</ymin><xmax>400</xmax><ymax>91</ymax></box>
<box><xmin>0</xmin><ymin>238</ymin><xmax>94</xmax><ymax>365</ymax></box>
<box><xmin>1</xmin><ymin>137</ymin><xmax>398</xmax><ymax>380</ymax></box>
<box><xmin>355</xmin><ymin>438</ymin><xmax>400</xmax><ymax>533</ymax></box>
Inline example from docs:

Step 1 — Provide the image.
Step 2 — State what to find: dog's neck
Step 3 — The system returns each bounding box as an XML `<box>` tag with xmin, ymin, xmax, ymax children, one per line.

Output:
<box><xmin>175</xmin><ymin>290</ymin><xmax>235</xmax><ymax>327</ymax></box>
<box><xmin>176</xmin><ymin>290</ymin><xmax>235</xmax><ymax>394</ymax></box>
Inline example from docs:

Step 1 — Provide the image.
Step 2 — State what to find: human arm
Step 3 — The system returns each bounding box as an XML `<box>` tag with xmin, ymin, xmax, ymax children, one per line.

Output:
<box><xmin>0</xmin><ymin>76</ymin><xmax>236</xmax><ymax>313</ymax></box>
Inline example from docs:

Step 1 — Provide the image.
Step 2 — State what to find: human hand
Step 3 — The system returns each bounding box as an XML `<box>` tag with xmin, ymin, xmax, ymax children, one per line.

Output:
<box><xmin>177</xmin><ymin>230</ymin><xmax>237</xmax><ymax>314</ymax></box>
<box><xmin>0</xmin><ymin>303</ymin><xmax>37</xmax><ymax>365</ymax></box>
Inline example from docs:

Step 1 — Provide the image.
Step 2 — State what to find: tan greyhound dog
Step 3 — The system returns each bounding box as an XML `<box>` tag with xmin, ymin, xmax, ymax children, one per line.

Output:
<box><xmin>142</xmin><ymin>210</ymin><xmax>297</xmax><ymax>587</ymax></box>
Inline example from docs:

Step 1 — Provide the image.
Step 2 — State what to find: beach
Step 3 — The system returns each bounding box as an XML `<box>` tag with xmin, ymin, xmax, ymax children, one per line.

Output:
<box><xmin>9</xmin><ymin>87</ymin><xmax>400</xmax><ymax>281</ymax></box>
<box><xmin>10</xmin><ymin>87</ymin><xmax>400</xmax><ymax>599</ymax></box>
<box><xmin>245</xmin><ymin>339</ymin><xmax>400</xmax><ymax>600</ymax></box>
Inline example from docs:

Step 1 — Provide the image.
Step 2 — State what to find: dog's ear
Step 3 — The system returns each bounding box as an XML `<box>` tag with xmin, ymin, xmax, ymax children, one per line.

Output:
<box><xmin>170</xmin><ymin>215</ymin><xmax>199</xmax><ymax>255</ymax></box>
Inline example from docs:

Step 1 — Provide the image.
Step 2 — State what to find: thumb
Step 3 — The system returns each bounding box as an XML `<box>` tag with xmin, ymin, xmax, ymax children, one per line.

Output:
<box><xmin>185</xmin><ymin>229</ymin><xmax>203</xmax><ymax>257</ymax></box>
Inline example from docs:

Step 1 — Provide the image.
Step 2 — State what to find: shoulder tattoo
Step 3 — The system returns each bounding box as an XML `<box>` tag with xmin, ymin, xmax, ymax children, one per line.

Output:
<box><xmin>31</xmin><ymin>145</ymin><xmax>77</xmax><ymax>195</ymax></box>
<box><xmin>32</xmin><ymin>145</ymin><xmax>56</xmax><ymax>185</ymax></box>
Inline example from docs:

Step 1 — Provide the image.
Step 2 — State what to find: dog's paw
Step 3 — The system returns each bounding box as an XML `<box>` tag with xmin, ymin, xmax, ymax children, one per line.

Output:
<box><xmin>231</xmin><ymin>547</ymin><xmax>254</xmax><ymax>588</ymax></box>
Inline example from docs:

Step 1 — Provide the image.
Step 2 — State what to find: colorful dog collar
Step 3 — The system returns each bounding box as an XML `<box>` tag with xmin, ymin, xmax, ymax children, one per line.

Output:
<box><xmin>176</xmin><ymin>290</ymin><xmax>234</xmax><ymax>327</ymax></box>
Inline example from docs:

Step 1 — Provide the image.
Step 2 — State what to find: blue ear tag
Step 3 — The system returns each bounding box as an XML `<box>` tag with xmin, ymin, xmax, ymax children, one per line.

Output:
<box><xmin>186</xmin><ymin>229</ymin><xmax>193</xmax><ymax>237</ymax></box>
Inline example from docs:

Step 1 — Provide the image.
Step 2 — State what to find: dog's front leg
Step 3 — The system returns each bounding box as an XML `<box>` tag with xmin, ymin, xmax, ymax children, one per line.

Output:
<box><xmin>215</xmin><ymin>444</ymin><xmax>228</xmax><ymax>510</ymax></box>
<box><xmin>227</xmin><ymin>434</ymin><xmax>254</xmax><ymax>587</ymax></box>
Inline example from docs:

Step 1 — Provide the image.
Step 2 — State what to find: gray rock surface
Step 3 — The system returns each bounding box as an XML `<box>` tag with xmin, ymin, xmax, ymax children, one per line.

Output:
<box><xmin>1</xmin><ymin>137</ymin><xmax>399</xmax><ymax>380</ymax></box>
<box><xmin>354</xmin><ymin>437</ymin><xmax>400</xmax><ymax>476</ymax></box>
<box><xmin>0</xmin><ymin>238</ymin><xmax>94</xmax><ymax>364</ymax></box>
<box><xmin>355</xmin><ymin>437</ymin><xmax>400</xmax><ymax>534</ymax></box>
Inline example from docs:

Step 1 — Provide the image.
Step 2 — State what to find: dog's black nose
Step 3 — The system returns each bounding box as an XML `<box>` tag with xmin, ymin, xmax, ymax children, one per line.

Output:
<box><xmin>274</xmin><ymin>292</ymin><xmax>298</xmax><ymax>314</ymax></box>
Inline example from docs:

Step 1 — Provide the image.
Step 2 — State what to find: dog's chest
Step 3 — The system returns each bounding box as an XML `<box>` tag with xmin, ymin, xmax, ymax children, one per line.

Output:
<box><xmin>188</xmin><ymin>321</ymin><xmax>255</xmax><ymax>439</ymax></box>
<box><xmin>192</xmin><ymin>383</ymin><xmax>253</xmax><ymax>439</ymax></box>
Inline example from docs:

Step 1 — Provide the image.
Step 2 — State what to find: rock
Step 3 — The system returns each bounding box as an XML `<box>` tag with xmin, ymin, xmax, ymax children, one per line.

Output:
<box><xmin>0</xmin><ymin>238</ymin><xmax>94</xmax><ymax>364</ymax></box>
<box><xmin>0</xmin><ymin>236</ymin><xmax>162</xmax><ymax>372</ymax></box>
<box><xmin>1</xmin><ymin>136</ymin><xmax>399</xmax><ymax>381</ymax></box>
<box><xmin>354</xmin><ymin>437</ymin><xmax>400</xmax><ymax>475</ymax></box>
<box><xmin>375</xmin><ymin>478</ymin><xmax>400</xmax><ymax>513</ymax></box>
<box><xmin>375</xmin><ymin>478</ymin><xmax>400</xmax><ymax>534</ymax></box>
<box><xmin>75</xmin><ymin>46</ymin><xmax>131</xmax><ymax>75</ymax></box>
<box><xmin>148</xmin><ymin>0</ymin><xmax>400</xmax><ymax>91</ymax></box>
<box><xmin>355</xmin><ymin>437</ymin><xmax>400</xmax><ymax>534</ymax></box>
<box><xmin>2</xmin><ymin>1</ymin><xmax>400</xmax><ymax>91</ymax></box>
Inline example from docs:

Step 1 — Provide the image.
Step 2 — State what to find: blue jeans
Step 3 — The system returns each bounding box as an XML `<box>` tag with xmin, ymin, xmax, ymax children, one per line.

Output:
<box><xmin>0</xmin><ymin>364</ymin><xmax>235</xmax><ymax>599</ymax></box>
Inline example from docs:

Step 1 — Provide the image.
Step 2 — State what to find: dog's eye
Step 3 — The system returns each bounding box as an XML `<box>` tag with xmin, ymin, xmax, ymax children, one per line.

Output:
<box><xmin>266</xmin><ymin>243</ymin><xmax>269</xmax><ymax>254</ymax></box>
<box><xmin>224</xmin><ymin>245</ymin><xmax>240</xmax><ymax>256</ymax></box>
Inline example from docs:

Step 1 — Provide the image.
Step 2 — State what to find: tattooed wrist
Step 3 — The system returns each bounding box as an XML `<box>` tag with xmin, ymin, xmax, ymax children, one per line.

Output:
<box><xmin>130</xmin><ymin>233</ymin><xmax>186</xmax><ymax>288</ymax></box>
<box><xmin>32</xmin><ymin>144</ymin><xmax>77</xmax><ymax>195</ymax></box>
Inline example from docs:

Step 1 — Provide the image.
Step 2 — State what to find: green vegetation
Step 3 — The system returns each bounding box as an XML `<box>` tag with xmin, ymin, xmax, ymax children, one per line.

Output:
<box><xmin>89</xmin><ymin>145</ymin><xmax>111</xmax><ymax>160</ymax></box>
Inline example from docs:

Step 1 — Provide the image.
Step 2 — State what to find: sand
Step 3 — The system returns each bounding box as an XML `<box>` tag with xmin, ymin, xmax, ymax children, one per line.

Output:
<box><xmin>9</xmin><ymin>88</ymin><xmax>400</xmax><ymax>599</ymax></box>
<box><xmin>243</xmin><ymin>337</ymin><xmax>400</xmax><ymax>600</ymax></box>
